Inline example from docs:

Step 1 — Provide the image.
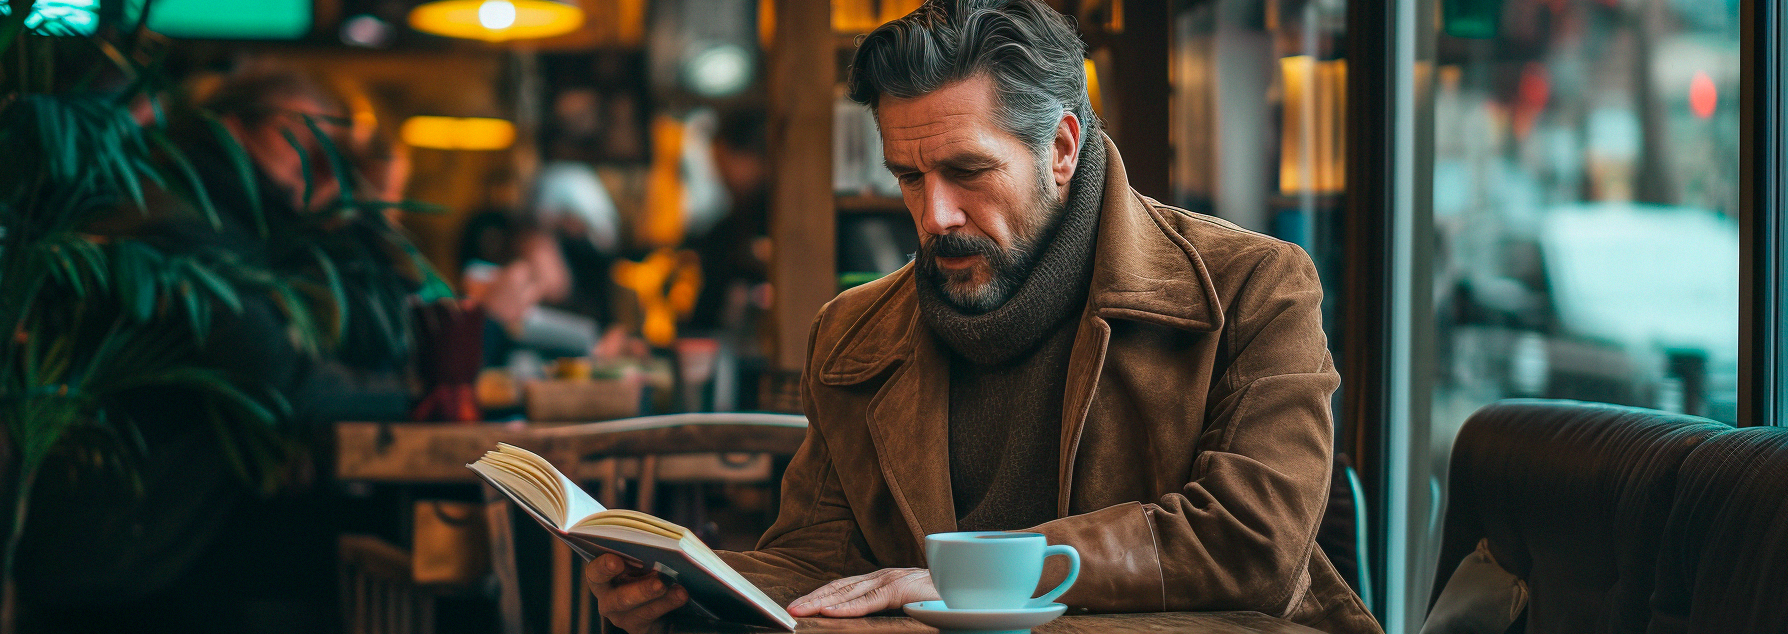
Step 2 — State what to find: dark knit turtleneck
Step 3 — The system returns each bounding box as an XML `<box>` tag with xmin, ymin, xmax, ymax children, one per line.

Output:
<box><xmin>920</xmin><ymin>136</ymin><xmax>1106</xmax><ymax>531</ymax></box>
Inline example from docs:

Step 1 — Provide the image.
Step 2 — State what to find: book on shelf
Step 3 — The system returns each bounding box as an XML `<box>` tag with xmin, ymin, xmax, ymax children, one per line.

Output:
<box><xmin>469</xmin><ymin>443</ymin><xmax>795</xmax><ymax>631</ymax></box>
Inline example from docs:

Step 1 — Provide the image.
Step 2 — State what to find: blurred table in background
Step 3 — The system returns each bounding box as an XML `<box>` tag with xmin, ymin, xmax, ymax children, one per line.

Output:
<box><xmin>334</xmin><ymin>414</ymin><xmax>809</xmax><ymax>634</ymax></box>
<box><xmin>336</xmin><ymin>414</ymin><xmax>808</xmax><ymax>483</ymax></box>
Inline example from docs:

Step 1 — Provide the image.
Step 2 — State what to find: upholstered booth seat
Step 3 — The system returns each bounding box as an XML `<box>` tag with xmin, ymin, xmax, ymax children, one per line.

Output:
<box><xmin>1424</xmin><ymin>400</ymin><xmax>1729</xmax><ymax>634</ymax></box>
<box><xmin>1647</xmin><ymin>426</ymin><xmax>1788</xmax><ymax>634</ymax></box>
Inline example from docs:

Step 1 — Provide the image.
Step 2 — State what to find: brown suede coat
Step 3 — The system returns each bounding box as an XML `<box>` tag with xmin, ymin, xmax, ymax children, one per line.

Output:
<box><xmin>717</xmin><ymin>138</ymin><xmax>1382</xmax><ymax>634</ymax></box>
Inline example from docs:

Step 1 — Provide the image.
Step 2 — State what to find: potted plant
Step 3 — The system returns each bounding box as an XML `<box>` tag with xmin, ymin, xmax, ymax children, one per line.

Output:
<box><xmin>0</xmin><ymin>1</ymin><xmax>448</xmax><ymax>631</ymax></box>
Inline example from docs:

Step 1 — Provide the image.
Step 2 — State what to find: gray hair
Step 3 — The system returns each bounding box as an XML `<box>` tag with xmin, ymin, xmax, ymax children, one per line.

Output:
<box><xmin>846</xmin><ymin>0</ymin><xmax>1099</xmax><ymax>153</ymax></box>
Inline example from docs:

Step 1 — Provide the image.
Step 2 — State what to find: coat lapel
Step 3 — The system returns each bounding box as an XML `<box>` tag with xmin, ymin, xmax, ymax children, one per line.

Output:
<box><xmin>1057</xmin><ymin>136</ymin><xmax>1226</xmax><ymax>511</ymax></box>
<box><xmin>865</xmin><ymin>327</ymin><xmax>957</xmax><ymax>553</ymax></box>
<box><xmin>817</xmin><ymin>268</ymin><xmax>957</xmax><ymax>553</ymax></box>
<box><xmin>1057</xmin><ymin>308</ymin><xmax>1110</xmax><ymax>515</ymax></box>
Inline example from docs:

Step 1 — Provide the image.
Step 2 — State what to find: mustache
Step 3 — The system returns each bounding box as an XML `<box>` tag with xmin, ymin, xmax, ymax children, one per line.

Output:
<box><xmin>923</xmin><ymin>232</ymin><xmax>1001</xmax><ymax>259</ymax></box>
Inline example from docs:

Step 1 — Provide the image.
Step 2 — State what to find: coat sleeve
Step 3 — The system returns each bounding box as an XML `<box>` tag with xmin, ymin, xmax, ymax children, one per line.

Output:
<box><xmin>716</xmin><ymin>306</ymin><xmax>880</xmax><ymax>605</ymax></box>
<box><xmin>1028</xmin><ymin>241</ymin><xmax>1339</xmax><ymax>617</ymax></box>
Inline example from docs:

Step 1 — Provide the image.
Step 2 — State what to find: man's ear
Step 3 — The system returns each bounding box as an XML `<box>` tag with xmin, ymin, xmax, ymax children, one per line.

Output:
<box><xmin>1050</xmin><ymin>111</ymin><xmax>1081</xmax><ymax>194</ymax></box>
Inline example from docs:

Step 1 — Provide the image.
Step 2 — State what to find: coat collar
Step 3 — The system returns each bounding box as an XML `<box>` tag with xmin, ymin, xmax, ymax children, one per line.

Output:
<box><xmin>817</xmin><ymin>134</ymin><xmax>1224</xmax><ymax>386</ymax></box>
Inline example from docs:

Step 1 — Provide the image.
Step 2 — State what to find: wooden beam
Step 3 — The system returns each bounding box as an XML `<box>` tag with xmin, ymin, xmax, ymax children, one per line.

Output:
<box><xmin>1105</xmin><ymin>0</ymin><xmax>1172</xmax><ymax>199</ymax></box>
<box><xmin>766</xmin><ymin>0</ymin><xmax>837</xmax><ymax>372</ymax></box>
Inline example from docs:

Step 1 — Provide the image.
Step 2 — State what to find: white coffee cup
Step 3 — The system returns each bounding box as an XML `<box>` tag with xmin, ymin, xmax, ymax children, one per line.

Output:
<box><xmin>924</xmin><ymin>531</ymin><xmax>1080</xmax><ymax>610</ymax></box>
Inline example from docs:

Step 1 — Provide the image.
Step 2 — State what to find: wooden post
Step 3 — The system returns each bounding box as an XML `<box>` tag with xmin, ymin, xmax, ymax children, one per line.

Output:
<box><xmin>766</xmin><ymin>0</ymin><xmax>837</xmax><ymax>372</ymax></box>
<box><xmin>1106</xmin><ymin>0</ymin><xmax>1172</xmax><ymax>199</ymax></box>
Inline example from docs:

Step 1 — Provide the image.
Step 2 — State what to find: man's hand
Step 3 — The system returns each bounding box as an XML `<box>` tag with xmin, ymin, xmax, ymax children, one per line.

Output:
<box><xmin>585</xmin><ymin>554</ymin><xmax>688</xmax><ymax>634</ymax></box>
<box><xmin>787</xmin><ymin>568</ymin><xmax>939</xmax><ymax>617</ymax></box>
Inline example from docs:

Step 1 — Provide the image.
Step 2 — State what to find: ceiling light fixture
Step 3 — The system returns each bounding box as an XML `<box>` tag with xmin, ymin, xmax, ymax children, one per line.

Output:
<box><xmin>409</xmin><ymin>0</ymin><xmax>581</xmax><ymax>42</ymax></box>
<box><xmin>401</xmin><ymin>116</ymin><xmax>517</xmax><ymax>150</ymax></box>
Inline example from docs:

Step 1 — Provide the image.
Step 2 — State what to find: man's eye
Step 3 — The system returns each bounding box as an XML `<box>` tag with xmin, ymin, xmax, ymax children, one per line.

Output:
<box><xmin>897</xmin><ymin>173</ymin><xmax>923</xmax><ymax>186</ymax></box>
<box><xmin>951</xmin><ymin>168</ymin><xmax>988</xmax><ymax>180</ymax></box>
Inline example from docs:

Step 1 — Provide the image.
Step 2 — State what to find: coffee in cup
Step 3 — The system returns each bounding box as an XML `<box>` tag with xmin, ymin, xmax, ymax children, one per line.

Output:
<box><xmin>924</xmin><ymin>531</ymin><xmax>1080</xmax><ymax>610</ymax></box>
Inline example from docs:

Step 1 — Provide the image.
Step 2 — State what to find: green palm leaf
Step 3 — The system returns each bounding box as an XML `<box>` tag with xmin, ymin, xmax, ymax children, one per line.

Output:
<box><xmin>181</xmin><ymin>257</ymin><xmax>243</xmax><ymax>314</ymax></box>
<box><xmin>203</xmin><ymin>114</ymin><xmax>264</xmax><ymax>235</ymax></box>
<box><xmin>306</xmin><ymin>245</ymin><xmax>347</xmax><ymax>340</ymax></box>
<box><xmin>302</xmin><ymin>114</ymin><xmax>352</xmax><ymax>205</ymax></box>
<box><xmin>112</xmin><ymin>240</ymin><xmax>164</xmax><ymax>321</ymax></box>
<box><xmin>147</xmin><ymin>129</ymin><xmax>220</xmax><ymax>229</ymax></box>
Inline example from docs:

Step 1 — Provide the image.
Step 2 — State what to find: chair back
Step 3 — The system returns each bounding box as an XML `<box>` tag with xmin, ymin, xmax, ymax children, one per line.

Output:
<box><xmin>1427</xmin><ymin>399</ymin><xmax>1727</xmax><ymax>634</ymax></box>
<box><xmin>1648</xmin><ymin>427</ymin><xmax>1788</xmax><ymax>634</ymax></box>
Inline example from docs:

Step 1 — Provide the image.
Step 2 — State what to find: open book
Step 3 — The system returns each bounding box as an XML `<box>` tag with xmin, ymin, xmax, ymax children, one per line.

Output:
<box><xmin>469</xmin><ymin>443</ymin><xmax>796</xmax><ymax>631</ymax></box>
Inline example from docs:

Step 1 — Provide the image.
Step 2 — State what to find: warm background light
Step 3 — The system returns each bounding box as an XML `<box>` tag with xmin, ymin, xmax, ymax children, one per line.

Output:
<box><xmin>400</xmin><ymin>116</ymin><xmax>517</xmax><ymax>150</ymax></box>
<box><xmin>408</xmin><ymin>0</ymin><xmax>581</xmax><ymax>41</ymax></box>
<box><xmin>478</xmin><ymin>0</ymin><xmax>516</xmax><ymax>29</ymax></box>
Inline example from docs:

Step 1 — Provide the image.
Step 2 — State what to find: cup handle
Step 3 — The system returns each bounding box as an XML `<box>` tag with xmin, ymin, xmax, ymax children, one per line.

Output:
<box><xmin>1027</xmin><ymin>544</ymin><xmax>1080</xmax><ymax>608</ymax></box>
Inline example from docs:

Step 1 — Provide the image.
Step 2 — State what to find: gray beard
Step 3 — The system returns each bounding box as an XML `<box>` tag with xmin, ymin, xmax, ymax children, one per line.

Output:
<box><xmin>917</xmin><ymin>170</ymin><xmax>1066</xmax><ymax>314</ymax></box>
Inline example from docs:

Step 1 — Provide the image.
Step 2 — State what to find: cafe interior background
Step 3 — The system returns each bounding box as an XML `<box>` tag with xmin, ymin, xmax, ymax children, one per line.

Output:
<box><xmin>0</xmin><ymin>0</ymin><xmax>1768</xmax><ymax>632</ymax></box>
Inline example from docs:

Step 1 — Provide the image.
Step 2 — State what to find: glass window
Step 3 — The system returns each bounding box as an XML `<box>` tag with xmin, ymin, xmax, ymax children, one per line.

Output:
<box><xmin>1426</xmin><ymin>0</ymin><xmax>1741</xmax><ymax>428</ymax></box>
<box><xmin>1170</xmin><ymin>0</ymin><xmax>1350</xmax><ymax>401</ymax></box>
<box><xmin>1392</xmin><ymin>0</ymin><xmax>1742</xmax><ymax>630</ymax></box>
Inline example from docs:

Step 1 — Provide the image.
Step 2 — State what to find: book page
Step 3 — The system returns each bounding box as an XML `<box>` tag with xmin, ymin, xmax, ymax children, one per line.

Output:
<box><xmin>484</xmin><ymin>451</ymin><xmax>568</xmax><ymax>520</ymax></box>
<box><xmin>492</xmin><ymin>444</ymin><xmax>606</xmax><ymax>530</ymax></box>
<box><xmin>485</xmin><ymin>453</ymin><xmax>561</xmax><ymax>506</ymax></box>
<box><xmin>468</xmin><ymin>461</ymin><xmax>562</xmax><ymax>524</ymax></box>
<box><xmin>563</xmin><ymin>473</ymin><xmax>606</xmax><ymax>528</ymax></box>
<box><xmin>572</xmin><ymin>512</ymin><xmax>682</xmax><ymax>540</ymax></box>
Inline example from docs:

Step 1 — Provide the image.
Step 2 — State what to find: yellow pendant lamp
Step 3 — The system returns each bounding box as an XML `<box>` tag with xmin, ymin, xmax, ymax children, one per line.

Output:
<box><xmin>400</xmin><ymin>116</ymin><xmax>516</xmax><ymax>150</ymax></box>
<box><xmin>409</xmin><ymin>0</ymin><xmax>582</xmax><ymax>42</ymax></box>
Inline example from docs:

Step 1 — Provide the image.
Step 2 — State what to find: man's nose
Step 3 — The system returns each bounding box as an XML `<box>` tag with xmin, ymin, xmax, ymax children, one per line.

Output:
<box><xmin>916</xmin><ymin>178</ymin><xmax>967</xmax><ymax>236</ymax></box>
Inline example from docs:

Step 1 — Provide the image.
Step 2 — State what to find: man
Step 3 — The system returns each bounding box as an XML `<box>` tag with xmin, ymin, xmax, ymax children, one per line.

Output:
<box><xmin>586</xmin><ymin>2</ymin><xmax>1381</xmax><ymax>632</ymax></box>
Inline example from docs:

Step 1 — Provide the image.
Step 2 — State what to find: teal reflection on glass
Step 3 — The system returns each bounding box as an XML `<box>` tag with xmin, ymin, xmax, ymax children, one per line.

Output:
<box><xmin>0</xmin><ymin>0</ymin><xmax>100</xmax><ymax>37</ymax></box>
<box><xmin>1441</xmin><ymin>0</ymin><xmax>1503</xmax><ymax>39</ymax></box>
<box><xmin>127</xmin><ymin>0</ymin><xmax>310</xmax><ymax>39</ymax></box>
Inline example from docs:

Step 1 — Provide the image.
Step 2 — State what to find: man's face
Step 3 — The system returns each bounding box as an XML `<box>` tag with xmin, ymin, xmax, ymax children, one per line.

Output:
<box><xmin>878</xmin><ymin>75</ymin><xmax>1076</xmax><ymax>313</ymax></box>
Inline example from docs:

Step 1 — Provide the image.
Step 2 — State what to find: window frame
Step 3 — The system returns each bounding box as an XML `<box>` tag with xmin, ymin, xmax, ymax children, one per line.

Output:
<box><xmin>1743</xmin><ymin>0</ymin><xmax>1786</xmax><ymax>428</ymax></box>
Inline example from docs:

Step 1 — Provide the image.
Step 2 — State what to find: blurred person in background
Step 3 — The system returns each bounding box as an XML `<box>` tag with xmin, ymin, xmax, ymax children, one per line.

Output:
<box><xmin>687</xmin><ymin>108</ymin><xmax>771</xmax><ymax>337</ymax></box>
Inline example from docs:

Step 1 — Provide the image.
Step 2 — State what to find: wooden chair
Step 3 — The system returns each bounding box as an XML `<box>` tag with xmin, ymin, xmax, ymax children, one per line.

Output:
<box><xmin>338</xmin><ymin>534</ymin><xmax>439</xmax><ymax>634</ymax></box>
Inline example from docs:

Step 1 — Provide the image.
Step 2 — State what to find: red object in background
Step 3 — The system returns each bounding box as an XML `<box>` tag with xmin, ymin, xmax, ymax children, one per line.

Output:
<box><xmin>1513</xmin><ymin>62</ymin><xmax>1550</xmax><ymax>140</ymax></box>
<box><xmin>1691</xmin><ymin>71</ymin><xmax>1718</xmax><ymax>119</ymax></box>
<box><xmin>411</xmin><ymin>300</ymin><xmax>486</xmax><ymax>423</ymax></box>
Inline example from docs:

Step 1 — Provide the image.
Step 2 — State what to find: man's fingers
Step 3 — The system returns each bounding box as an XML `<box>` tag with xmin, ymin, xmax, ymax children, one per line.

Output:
<box><xmin>583</xmin><ymin>555</ymin><xmax>629</xmax><ymax>586</ymax></box>
<box><xmin>609</xmin><ymin>575</ymin><xmax>672</xmax><ymax>611</ymax></box>
<box><xmin>817</xmin><ymin>585</ymin><xmax>890</xmax><ymax>617</ymax></box>
<box><xmin>790</xmin><ymin>572</ymin><xmax>884</xmax><ymax>613</ymax></box>
<box><xmin>625</xmin><ymin>585</ymin><xmax>689</xmax><ymax>625</ymax></box>
<box><xmin>810</xmin><ymin>568</ymin><xmax>935</xmax><ymax>617</ymax></box>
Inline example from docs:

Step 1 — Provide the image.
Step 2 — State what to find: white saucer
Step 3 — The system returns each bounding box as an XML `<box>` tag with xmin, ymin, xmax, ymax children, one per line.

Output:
<box><xmin>901</xmin><ymin>601</ymin><xmax>1067</xmax><ymax>634</ymax></box>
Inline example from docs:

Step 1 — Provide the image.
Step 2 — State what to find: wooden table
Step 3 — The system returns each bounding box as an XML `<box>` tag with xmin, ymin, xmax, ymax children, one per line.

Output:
<box><xmin>673</xmin><ymin>612</ymin><xmax>1325</xmax><ymax>633</ymax></box>
<box><xmin>336</xmin><ymin>413</ymin><xmax>810</xmax><ymax>483</ymax></box>
<box><xmin>334</xmin><ymin>414</ymin><xmax>810</xmax><ymax>634</ymax></box>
